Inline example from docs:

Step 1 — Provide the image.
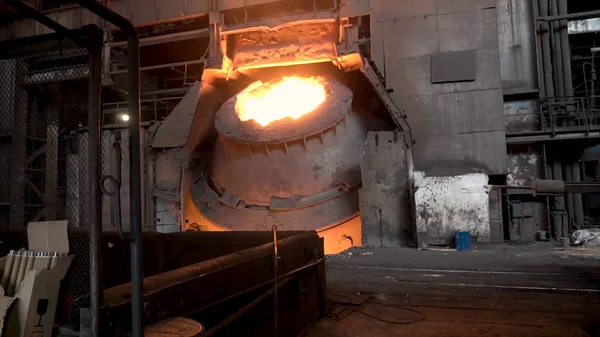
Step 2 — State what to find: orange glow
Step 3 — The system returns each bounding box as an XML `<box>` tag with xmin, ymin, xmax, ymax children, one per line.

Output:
<box><xmin>235</xmin><ymin>76</ymin><xmax>326</xmax><ymax>127</ymax></box>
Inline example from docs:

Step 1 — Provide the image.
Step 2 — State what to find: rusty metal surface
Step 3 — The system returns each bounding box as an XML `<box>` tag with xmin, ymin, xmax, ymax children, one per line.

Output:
<box><xmin>193</xmin><ymin>174</ymin><xmax>359</xmax><ymax>231</ymax></box>
<box><xmin>144</xmin><ymin>317</ymin><xmax>203</xmax><ymax>337</ymax></box>
<box><xmin>229</xmin><ymin>21</ymin><xmax>338</xmax><ymax>72</ymax></box>
<box><xmin>101</xmin><ymin>230</ymin><xmax>326</xmax><ymax>336</ymax></box>
<box><xmin>0</xmin><ymin>229</ymin><xmax>308</xmax><ymax>326</ymax></box>
<box><xmin>209</xmin><ymin>106</ymin><xmax>372</xmax><ymax>206</ymax></box>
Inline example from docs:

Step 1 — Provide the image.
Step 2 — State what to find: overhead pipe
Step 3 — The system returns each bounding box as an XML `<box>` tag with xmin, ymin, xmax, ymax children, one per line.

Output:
<box><xmin>558</xmin><ymin>0</ymin><xmax>574</xmax><ymax>97</ymax></box>
<box><xmin>72</xmin><ymin>1</ymin><xmax>143</xmax><ymax>337</ymax></box>
<box><xmin>538</xmin><ymin>9</ymin><xmax>600</xmax><ymax>22</ymax></box>
<box><xmin>538</xmin><ymin>0</ymin><xmax>555</xmax><ymax>98</ymax></box>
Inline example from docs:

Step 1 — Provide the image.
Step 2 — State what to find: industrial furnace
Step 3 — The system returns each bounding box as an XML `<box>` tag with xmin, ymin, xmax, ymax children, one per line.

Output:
<box><xmin>188</xmin><ymin>73</ymin><xmax>391</xmax><ymax>250</ymax></box>
<box><xmin>150</xmin><ymin>16</ymin><xmax>412</xmax><ymax>254</ymax></box>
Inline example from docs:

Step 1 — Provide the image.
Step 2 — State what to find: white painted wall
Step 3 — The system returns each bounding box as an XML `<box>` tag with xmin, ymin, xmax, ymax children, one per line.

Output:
<box><xmin>414</xmin><ymin>172</ymin><xmax>490</xmax><ymax>246</ymax></box>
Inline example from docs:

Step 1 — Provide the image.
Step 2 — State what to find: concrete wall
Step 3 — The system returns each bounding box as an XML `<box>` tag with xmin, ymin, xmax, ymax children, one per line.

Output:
<box><xmin>360</xmin><ymin>131</ymin><xmax>411</xmax><ymax>246</ymax></box>
<box><xmin>507</xmin><ymin>150</ymin><xmax>543</xmax><ymax>186</ymax></box>
<box><xmin>370</xmin><ymin>0</ymin><xmax>506</xmax><ymax>176</ymax></box>
<box><xmin>415</xmin><ymin>172</ymin><xmax>490</xmax><ymax>247</ymax></box>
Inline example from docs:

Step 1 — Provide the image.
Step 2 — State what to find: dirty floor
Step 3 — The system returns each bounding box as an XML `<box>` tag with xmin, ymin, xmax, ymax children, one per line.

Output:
<box><xmin>306</xmin><ymin>243</ymin><xmax>600</xmax><ymax>337</ymax></box>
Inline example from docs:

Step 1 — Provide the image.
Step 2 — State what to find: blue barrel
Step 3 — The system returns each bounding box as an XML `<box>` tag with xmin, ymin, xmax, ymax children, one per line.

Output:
<box><xmin>455</xmin><ymin>231</ymin><xmax>471</xmax><ymax>251</ymax></box>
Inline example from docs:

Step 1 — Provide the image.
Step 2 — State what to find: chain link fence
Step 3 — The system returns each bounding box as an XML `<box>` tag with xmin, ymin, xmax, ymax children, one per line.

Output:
<box><xmin>0</xmin><ymin>47</ymin><xmax>91</xmax><ymax>228</ymax></box>
<box><xmin>0</xmin><ymin>46</ymin><xmax>94</xmax><ymax>324</ymax></box>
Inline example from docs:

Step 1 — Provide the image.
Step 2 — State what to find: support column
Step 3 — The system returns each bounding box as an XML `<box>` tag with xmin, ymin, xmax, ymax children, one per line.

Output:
<box><xmin>551</xmin><ymin>161</ymin><xmax>567</xmax><ymax>239</ymax></box>
<box><xmin>44</xmin><ymin>100</ymin><xmax>59</xmax><ymax>220</ymax></box>
<box><xmin>572</xmin><ymin>161</ymin><xmax>584</xmax><ymax>228</ymax></box>
<box><xmin>564</xmin><ymin>163</ymin><xmax>574</xmax><ymax>228</ymax></box>
<box><xmin>10</xmin><ymin>60</ymin><xmax>28</xmax><ymax>228</ymax></box>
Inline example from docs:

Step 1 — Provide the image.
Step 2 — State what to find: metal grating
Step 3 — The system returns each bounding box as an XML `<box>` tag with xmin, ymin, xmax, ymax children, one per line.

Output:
<box><xmin>0</xmin><ymin>48</ymin><xmax>92</xmax><ymax>228</ymax></box>
<box><xmin>0</xmin><ymin>46</ymin><xmax>95</xmax><ymax>323</ymax></box>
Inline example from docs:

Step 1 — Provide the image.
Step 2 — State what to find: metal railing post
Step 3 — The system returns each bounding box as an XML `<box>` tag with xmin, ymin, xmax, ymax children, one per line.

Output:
<box><xmin>87</xmin><ymin>26</ymin><xmax>104</xmax><ymax>337</ymax></box>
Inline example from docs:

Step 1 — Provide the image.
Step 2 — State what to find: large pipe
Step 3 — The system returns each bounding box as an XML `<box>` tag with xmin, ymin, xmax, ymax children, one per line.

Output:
<box><xmin>572</xmin><ymin>161</ymin><xmax>584</xmax><ymax>228</ymax></box>
<box><xmin>538</xmin><ymin>0</ymin><xmax>555</xmax><ymax>97</ymax></box>
<box><xmin>551</xmin><ymin>0</ymin><xmax>564</xmax><ymax>97</ymax></box>
<box><xmin>73</xmin><ymin>2</ymin><xmax>142</xmax><ymax>336</ymax></box>
<box><xmin>533</xmin><ymin>0</ymin><xmax>546</xmax><ymax>97</ymax></box>
<box><xmin>558</xmin><ymin>0</ymin><xmax>574</xmax><ymax>97</ymax></box>
<box><xmin>564</xmin><ymin>163</ymin><xmax>574</xmax><ymax>226</ymax></box>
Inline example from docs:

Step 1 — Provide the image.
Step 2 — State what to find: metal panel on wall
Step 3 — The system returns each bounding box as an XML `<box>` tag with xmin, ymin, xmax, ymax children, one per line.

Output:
<box><xmin>497</xmin><ymin>0</ymin><xmax>538</xmax><ymax>91</ymax></box>
<box><xmin>371</xmin><ymin>0</ymin><xmax>506</xmax><ymax>175</ymax></box>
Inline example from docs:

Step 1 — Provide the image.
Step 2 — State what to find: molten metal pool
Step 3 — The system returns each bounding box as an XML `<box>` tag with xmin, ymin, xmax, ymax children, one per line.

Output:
<box><xmin>235</xmin><ymin>76</ymin><xmax>327</xmax><ymax>127</ymax></box>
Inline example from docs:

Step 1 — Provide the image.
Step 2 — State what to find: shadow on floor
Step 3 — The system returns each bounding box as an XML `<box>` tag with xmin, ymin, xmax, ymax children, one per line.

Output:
<box><xmin>305</xmin><ymin>244</ymin><xmax>600</xmax><ymax>337</ymax></box>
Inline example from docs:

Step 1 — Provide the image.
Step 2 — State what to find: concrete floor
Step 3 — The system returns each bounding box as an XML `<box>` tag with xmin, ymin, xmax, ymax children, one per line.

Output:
<box><xmin>306</xmin><ymin>243</ymin><xmax>600</xmax><ymax>337</ymax></box>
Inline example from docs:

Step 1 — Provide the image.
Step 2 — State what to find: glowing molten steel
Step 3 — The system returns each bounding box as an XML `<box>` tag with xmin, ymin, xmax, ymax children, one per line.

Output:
<box><xmin>235</xmin><ymin>76</ymin><xmax>326</xmax><ymax>127</ymax></box>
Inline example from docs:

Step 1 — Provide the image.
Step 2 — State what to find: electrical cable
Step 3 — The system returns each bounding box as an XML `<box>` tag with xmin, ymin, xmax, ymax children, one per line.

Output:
<box><xmin>324</xmin><ymin>292</ymin><xmax>426</xmax><ymax>325</ymax></box>
<box><xmin>358</xmin><ymin>304</ymin><xmax>426</xmax><ymax>325</ymax></box>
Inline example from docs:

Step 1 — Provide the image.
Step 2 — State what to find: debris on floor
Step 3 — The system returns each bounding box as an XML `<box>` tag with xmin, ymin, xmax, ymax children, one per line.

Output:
<box><xmin>572</xmin><ymin>228</ymin><xmax>600</xmax><ymax>246</ymax></box>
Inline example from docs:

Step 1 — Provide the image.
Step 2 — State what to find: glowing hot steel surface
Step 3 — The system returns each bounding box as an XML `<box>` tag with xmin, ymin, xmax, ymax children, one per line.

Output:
<box><xmin>235</xmin><ymin>76</ymin><xmax>326</xmax><ymax>127</ymax></box>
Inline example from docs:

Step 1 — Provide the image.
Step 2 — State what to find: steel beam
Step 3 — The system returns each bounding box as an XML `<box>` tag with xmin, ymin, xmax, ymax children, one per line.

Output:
<box><xmin>2</xmin><ymin>0</ymin><xmax>90</xmax><ymax>50</ymax></box>
<box><xmin>0</xmin><ymin>32</ymin><xmax>80</xmax><ymax>60</ymax></box>
<box><xmin>9</xmin><ymin>60</ymin><xmax>27</xmax><ymax>228</ymax></box>
<box><xmin>109</xmin><ymin>28</ymin><xmax>210</xmax><ymax>48</ymax></box>
<box><xmin>538</xmin><ymin>9</ymin><xmax>600</xmax><ymax>22</ymax></box>
<box><xmin>22</xmin><ymin>65</ymin><xmax>89</xmax><ymax>85</ymax></box>
<box><xmin>106</xmin><ymin>59</ymin><xmax>208</xmax><ymax>75</ymax></box>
